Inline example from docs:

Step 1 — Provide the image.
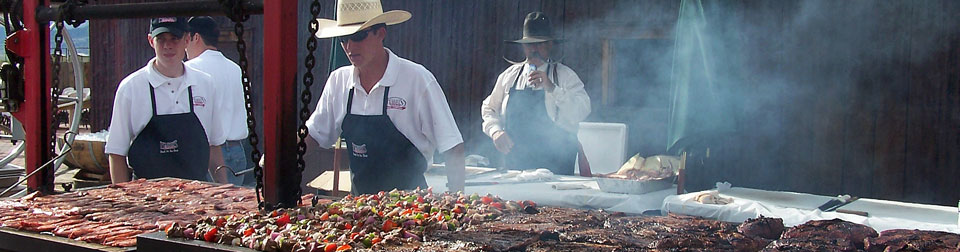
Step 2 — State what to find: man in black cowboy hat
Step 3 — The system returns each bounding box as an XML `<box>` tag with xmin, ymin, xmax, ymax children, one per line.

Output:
<box><xmin>481</xmin><ymin>12</ymin><xmax>591</xmax><ymax>175</ymax></box>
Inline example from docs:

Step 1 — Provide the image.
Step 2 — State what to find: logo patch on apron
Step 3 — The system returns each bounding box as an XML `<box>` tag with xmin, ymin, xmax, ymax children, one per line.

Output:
<box><xmin>351</xmin><ymin>143</ymin><xmax>368</xmax><ymax>158</ymax></box>
<box><xmin>386</xmin><ymin>97</ymin><xmax>406</xmax><ymax>110</ymax></box>
<box><xmin>159</xmin><ymin>140</ymin><xmax>179</xmax><ymax>153</ymax></box>
<box><xmin>192</xmin><ymin>96</ymin><xmax>206</xmax><ymax>107</ymax></box>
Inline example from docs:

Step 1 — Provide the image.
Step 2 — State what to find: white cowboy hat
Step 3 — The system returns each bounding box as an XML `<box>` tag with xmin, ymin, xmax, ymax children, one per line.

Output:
<box><xmin>315</xmin><ymin>0</ymin><xmax>411</xmax><ymax>39</ymax></box>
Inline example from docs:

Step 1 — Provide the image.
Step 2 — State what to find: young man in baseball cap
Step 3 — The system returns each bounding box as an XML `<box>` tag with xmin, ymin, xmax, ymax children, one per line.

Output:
<box><xmin>106</xmin><ymin>17</ymin><xmax>229</xmax><ymax>184</ymax></box>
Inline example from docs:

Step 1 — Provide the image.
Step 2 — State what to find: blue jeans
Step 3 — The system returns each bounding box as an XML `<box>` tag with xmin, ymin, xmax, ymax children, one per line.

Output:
<box><xmin>222</xmin><ymin>140</ymin><xmax>251</xmax><ymax>186</ymax></box>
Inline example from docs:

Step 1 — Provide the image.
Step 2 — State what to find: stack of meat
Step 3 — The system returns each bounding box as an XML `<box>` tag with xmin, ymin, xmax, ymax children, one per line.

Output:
<box><xmin>0</xmin><ymin>178</ymin><xmax>308</xmax><ymax>247</ymax></box>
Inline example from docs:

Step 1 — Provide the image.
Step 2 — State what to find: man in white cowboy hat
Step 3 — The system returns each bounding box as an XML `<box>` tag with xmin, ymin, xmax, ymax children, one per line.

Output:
<box><xmin>481</xmin><ymin>12</ymin><xmax>591</xmax><ymax>175</ymax></box>
<box><xmin>306</xmin><ymin>0</ymin><xmax>465</xmax><ymax>194</ymax></box>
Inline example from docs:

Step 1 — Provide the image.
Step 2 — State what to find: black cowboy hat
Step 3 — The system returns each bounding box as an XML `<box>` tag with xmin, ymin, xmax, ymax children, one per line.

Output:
<box><xmin>507</xmin><ymin>12</ymin><xmax>562</xmax><ymax>44</ymax></box>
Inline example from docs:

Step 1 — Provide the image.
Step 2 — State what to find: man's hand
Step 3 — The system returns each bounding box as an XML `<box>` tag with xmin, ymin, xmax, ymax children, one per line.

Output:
<box><xmin>443</xmin><ymin>143</ymin><xmax>466</xmax><ymax>193</ymax></box>
<box><xmin>527</xmin><ymin>70</ymin><xmax>555</xmax><ymax>91</ymax></box>
<box><xmin>492</xmin><ymin>130</ymin><xmax>514</xmax><ymax>154</ymax></box>
<box><xmin>108</xmin><ymin>154</ymin><xmax>131</xmax><ymax>184</ymax></box>
<box><xmin>209</xmin><ymin>145</ymin><xmax>229</xmax><ymax>183</ymax></box>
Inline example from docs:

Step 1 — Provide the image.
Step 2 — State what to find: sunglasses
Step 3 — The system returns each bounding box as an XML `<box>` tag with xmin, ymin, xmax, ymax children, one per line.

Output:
<box><xmin>338</xmin><ymin>26</ymin><xmax>379</xmax><ymax>43</ymax></box>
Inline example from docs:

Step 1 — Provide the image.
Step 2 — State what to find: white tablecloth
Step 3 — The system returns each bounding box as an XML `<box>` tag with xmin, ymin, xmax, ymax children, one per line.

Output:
<box><xmin>661</xmin><ymin>187</ymin><xmax>960</xmax><ymax>233</ymax></box>
<box><xmin>426</xmin><ymin>174</ymin><xmax>676</xmax><ymax>214</ymax></box>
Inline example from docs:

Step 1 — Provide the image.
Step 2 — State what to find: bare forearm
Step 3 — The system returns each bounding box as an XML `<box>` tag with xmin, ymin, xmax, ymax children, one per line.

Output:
<box><xmin>108</xmin><ymin>154</ymin><xmax>130</xmax><ymax>184</ymax></box>
<box><xmin>443</xmin><ymin>143</ymin><xmax>465</xmax><ymax>192</ymax></box>
<box><xmin>209</xmin><ymin>145</ymin><xmax>228</xmax><ymax>183</ymax></box>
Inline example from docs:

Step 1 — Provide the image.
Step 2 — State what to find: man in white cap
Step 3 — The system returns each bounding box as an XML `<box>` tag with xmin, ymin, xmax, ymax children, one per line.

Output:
<box><xmin>306</xmin><ymin>0</ymin><xmax>465</xmax><ymax>194</ymax></box>
<box><xmin>481</xmin><ymin>12</ymin><xmax>591</xmax><ymax>175</ymax></box>
<box><xmin>105</xmin><ymin>17</ymin><xmax>228</xmax><ymax>184</ymax></box>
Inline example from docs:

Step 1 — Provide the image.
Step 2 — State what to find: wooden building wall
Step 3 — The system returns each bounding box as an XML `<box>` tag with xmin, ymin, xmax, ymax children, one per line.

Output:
<box><xmin>90</xmin><ymin>1</ymin><xmax>960</xmax><ymax>206</ymax></box>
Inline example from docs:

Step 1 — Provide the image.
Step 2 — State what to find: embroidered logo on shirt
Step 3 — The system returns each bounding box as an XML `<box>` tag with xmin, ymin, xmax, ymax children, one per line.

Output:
<box><xmin>192</xmin><ymin>96</ymin><xmax>206</xmax><ymax>107</ymax></box>
<box><xmin>352</xmin><ymin>143</ymin><xmax>368</xmax><ymax>158</ymax></box>
<box><xmin>386</xmin><ymin>97</ymin><xmax>406</xmax><ymax>110</ymax></box>
<box><xmin>159</xmin><ymin>140</ymin><xmax>179</xmax><ymax>153</ymax></box>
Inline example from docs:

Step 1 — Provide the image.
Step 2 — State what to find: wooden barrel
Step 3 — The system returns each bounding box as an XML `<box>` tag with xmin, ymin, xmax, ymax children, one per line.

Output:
<box><xmin>61</xmin><ymin>139</ymin><xmax>109</xmax><ymax>175</ymax></box>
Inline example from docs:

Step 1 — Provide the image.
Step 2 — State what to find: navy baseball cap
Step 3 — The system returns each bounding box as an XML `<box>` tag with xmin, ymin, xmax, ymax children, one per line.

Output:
<box><xmin>149</xmin><ymin>17</ymin><xmax>188</xmax><ymax>37</ymax></box>
<box><xmin>187</xmin><ymin>16</ymin><xmax>219</xmax><ymax>38</ymax></box>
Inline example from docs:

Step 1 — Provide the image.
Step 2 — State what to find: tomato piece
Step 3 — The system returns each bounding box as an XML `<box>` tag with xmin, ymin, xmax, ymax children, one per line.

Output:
<box><xmin>336</xmin><ymin>244</ymin><xmax>352</xmax><ymax>251</ymax></box>
<box><xmin>276</xmin><ymin>213</ymin><xmax>291</xmax><ymax>226</ymax></box>
<box><xmin>416</xmin><ymin>196</ymin><xmax>424</xmax><ymax>203</ymax></box>
<box><xmin>324</xmin><ymin>243</ymin><xmax>337</xmax><ymax>252</ymax></box>
<box><xmin>344</xmin><ymin>223</ymin><xmax>353</xmax><ymax>230</ymax></box>
<box><xmin>203</xmin><ymin>227</ymin><xmax>218</xmax><ymax>242</ymax></box>
<box><xmin>350</xmin><ymin>232</ymin><xmax>360</xmax><ymax>240</ymax></box>
<box><xmin>214</xmin><ymin>217</ymin><xmax>227</xmax><ymax>227</ymax></box>
<box><xmin>481</xmin><ymin>196</ymin><xmax>493</xmax><ymax>205</ymax></box>
<box><xmin>372</xmin><ymin>237</ymin><xmax>382</xmax><ymax>244</ymax></box>
<box><xmin>320</xmin><ymin>212</ymin><xmax>330</xmax><ymax>221</ymax></box>
<box><xmin>490</xmin><ymin>202</ymin><xmax>503</xmax><ymax>209</ymax></box>
<box><xmin>382</xmin><ymin>219</ymin><xmax>396</xmax><ymax>231</ymax></box>
<box><xmin>328</xmin><ymin>207</ymin><xmax>342</xmax><ymax>215</ymax></box>
<box><xmin>243</xmin><ymin>227</ymin><xmax>254</xmax><ymax>237</ymax></box>
<box><xmin>523</xmin><ymin>200</ymin><xmax>536</xmax><ymax>208</ymax></box>
<box><xmin>270</xmin><ymin>210</ymin><xmax>278</xmax><ymax>217</ymax></box>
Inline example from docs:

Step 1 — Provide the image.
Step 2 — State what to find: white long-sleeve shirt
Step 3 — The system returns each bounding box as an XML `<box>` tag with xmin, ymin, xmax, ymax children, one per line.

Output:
<box><xmin>481</xmin><ymin>62</ymin><xmax>591</xmax><ymax>138</ymax></box>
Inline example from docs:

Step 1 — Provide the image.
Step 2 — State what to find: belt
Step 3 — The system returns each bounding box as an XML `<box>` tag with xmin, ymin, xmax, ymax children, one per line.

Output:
<box><xmin>225</xmin><ymin>139</ymin><xmax>246</xmax><ymax>146</ymax></box>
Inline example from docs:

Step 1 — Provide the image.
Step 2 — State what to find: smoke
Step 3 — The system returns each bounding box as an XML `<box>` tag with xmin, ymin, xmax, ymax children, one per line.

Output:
<box><xmin>557</xmin><ymin>1</ymin><xmax>960</xmax><ymax>194</ymax></box>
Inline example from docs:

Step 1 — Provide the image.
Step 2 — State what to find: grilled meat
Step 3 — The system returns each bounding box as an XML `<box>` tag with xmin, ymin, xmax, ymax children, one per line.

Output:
<box><xmin>762</xmin><ymin>237</ymin><xmax>859</xmax><ymax>251</ymax></box>
<box><xmin>738</xmin><ymin>216</ymin><xmax>785</xmax><ymax>240</ymax></box>
<box><xmin>780</xmin><ymin>218</ymin><xmax>878</xmax><ymax>250</ymax></box>
<box><xmin>864</xmin><ymin>229</ymin><xmax>960</xmax><ymax>252</ymax></box>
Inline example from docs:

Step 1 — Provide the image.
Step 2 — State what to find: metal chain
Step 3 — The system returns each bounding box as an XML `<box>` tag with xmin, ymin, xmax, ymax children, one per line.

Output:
<box><xmin>220</xmin><ymin>0</ymin><xmax>266</xmax><ymax>210</ymax></box>
<box><xmin>297</xmin><ymin>0</ymin><xmax>322</xmax><ymax>206</ymax></box>
<box><xmin>50</xmin><ymin>21</ymin><xmax>64</xmax><ymax>161</ymax></box>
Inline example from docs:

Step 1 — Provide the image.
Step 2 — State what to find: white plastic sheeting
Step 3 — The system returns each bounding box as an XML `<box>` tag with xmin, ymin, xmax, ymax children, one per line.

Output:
<box><xmin>662</xmin><ymin>187</ymin><xmax>960</xmax><ymax>234</ymax></box>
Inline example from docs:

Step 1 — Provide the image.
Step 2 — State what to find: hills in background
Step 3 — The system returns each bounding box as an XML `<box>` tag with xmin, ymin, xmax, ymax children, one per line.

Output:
<box><xmin>0</xmin><ymin>22</ymin><xmax>90</xmax><ymax>60</ymax></box>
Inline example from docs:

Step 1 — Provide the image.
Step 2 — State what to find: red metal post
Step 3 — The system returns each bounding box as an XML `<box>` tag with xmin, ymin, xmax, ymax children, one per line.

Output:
<box><xmin>262</xmin><ymin>0</ymin><xmax>300</xmax><ymax>206</ymax></box>
<box><xmin>9</xmin><ymin>0</ymin><xmax>55</xmax><ymax>194</ymax></box>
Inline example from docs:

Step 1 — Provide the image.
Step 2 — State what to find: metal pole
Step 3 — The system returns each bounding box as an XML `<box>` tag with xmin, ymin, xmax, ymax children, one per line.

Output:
<box><xmin>36</xmin><ymin>0</ymin><xmax>263</xmax><ymax>22</ymax></box>
<box><xmin>9</xmin><ymin>0</ymin><xmax>55</xmax><ymax>194</ymax></box>
<box><xmin>262</xmin><ymin>0</ymin><xmax>299</xmax><ymax>207</ymax></box>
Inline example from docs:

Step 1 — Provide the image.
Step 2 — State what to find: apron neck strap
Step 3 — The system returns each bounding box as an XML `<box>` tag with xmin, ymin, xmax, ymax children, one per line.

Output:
<box><xmin>148</xmin><ymin>82</ymin><xmax>158</xmax><ymax>116</ymax></box>
<box><xmin>381</xmin><ymin>87</ymin><xmax>391</xmax><ymax>115</ymax></box>
<box><xmin>147</xmin><ymin>82</ymin><xmax>195</xmax><ymax>115</ymax></box>
<box><xmin>346</xmin><ymin>87</ymin><xmax>355</xmax><ymax>114</ymax></box>
<box><xmin>187</xmin><ymin>86</ymin><xmax>195</xmax><ymax>113</ymax></box>
<box><xmin>345</xmin><ymin>86</ymin><xmax>391</xmax><ymax>115</ymax></box>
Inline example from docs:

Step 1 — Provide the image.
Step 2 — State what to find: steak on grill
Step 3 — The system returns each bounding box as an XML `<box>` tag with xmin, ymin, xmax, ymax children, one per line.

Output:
<box><xmin>864</xmin><ymin>229</ymin><xmax>960</xmax><ymax>252</ymax></box>
<box><xmin>780</xmin><ymin>218</ymin><xmax>878</xmax><ymax>249</ymax></box>
<box><xmin>762</xmin><ymin>237</ymin><xmax>859</xmax><ymax>251</ymax></box>
<box><xmin>738</xmin><ymin>216</ymin><xmax>785</xmax><ymax>240</ymax></box>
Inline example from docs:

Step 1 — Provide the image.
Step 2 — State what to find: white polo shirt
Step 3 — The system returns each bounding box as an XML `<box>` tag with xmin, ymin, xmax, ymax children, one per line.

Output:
<box><xmin>105</xmin><ymin>58</ymin><xmax>227</xmax><ymax>156</ymax></box>
<box><xmin>306</xmin><ymin>48</ymin><xmax>463</xmax><ymax>165</ymax></box>
<box><xmin>186</xmin><ymin>50</ymin><xmax>248</xmax><ymax>141</ymax></box>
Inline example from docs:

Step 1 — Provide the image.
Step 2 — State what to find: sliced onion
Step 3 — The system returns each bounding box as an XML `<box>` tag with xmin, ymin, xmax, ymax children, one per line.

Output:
<box><xmin>402</xmin><ymin>230</ymin><xmax>421</xmax><ymax>241</ymax></box>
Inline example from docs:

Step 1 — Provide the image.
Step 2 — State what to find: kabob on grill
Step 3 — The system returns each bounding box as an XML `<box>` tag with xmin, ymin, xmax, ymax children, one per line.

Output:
<box><xmin>166</xmin><ymin>187</ymin><xmax>537</xmax><ymax>251</ymax></box>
